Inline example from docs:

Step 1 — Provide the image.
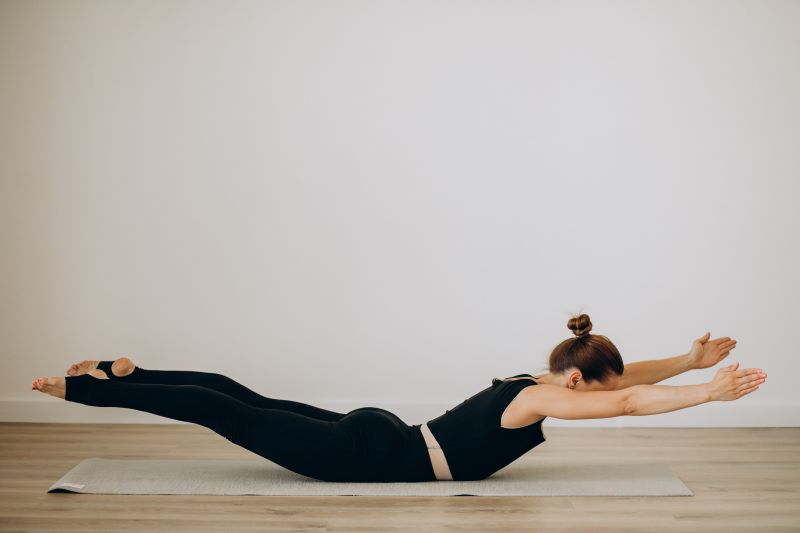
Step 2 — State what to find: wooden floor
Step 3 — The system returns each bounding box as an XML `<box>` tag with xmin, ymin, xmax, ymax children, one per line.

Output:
<box><xmin>0</xmin><ymin>423</ymin><xmax>798</xmax><ymax>532</ymax></box>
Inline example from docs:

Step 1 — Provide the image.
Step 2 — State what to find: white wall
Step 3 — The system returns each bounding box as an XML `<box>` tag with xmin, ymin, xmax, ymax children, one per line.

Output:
<box><xmin>1</xmin><ymin>0</ymin><xmax>797</xmax><ymax>427</ymax></box>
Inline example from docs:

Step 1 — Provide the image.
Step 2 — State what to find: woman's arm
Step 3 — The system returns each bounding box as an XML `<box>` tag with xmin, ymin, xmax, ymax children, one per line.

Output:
<box><xmin>622</xmin><ymin>382</ymin><xmax>710</xmax><ymax>415</ymax></box>
<box><xmin>617</xmin><ymin>333</ymin><xmax>739</xmax><ymax>389</ymax></box>
<box><xmin>625</xmin><ymin>362</ymin><xmax>766</xmax><ymax>415</ymax></box>
<box><xmin>617</xmin><ymin>352</ymin><xmax>693</xmax><ymax>389</ymax></box>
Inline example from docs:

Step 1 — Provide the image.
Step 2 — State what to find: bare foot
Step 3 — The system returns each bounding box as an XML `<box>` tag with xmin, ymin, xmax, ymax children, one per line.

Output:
<box><xmin>67</xmin><ymin>356</ymin><xmax>136</xmax><ymax>378</ymax></box>
<box><xmin>88</xmin><ymin>369</ymin><xmax>109</xmax><ymax>379</ymax></box>
<box><xmin>31</xmin><ymin>377</ymin><xmax>66</xmax><ymax>399</ymax></box>
<box><xmin>66</xmin><ymin>360</ymin><xmax>99</xmax><ymax>376</ymax></box>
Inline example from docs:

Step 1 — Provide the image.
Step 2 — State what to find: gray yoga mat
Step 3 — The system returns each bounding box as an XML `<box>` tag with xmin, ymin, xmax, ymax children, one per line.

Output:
<box><xmin>48</xmin><ymin>458</ymin><xmax>693</xmax><ymax>496</ymax></box>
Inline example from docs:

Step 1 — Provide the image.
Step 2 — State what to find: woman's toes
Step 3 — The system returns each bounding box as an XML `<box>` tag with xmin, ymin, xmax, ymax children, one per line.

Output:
<box><xmin>88</xmin><ymin>369</ymin><xmax>109</xmax><ymax>380</ymax></box>
<box><xmin>32</xmin><ymin>377</ymin><xmax>65</xmax><ymax>399</ymax></box>
<box><xmin>67</xmin><ymin>359</ymin><xmax>99</xmax><ymax>376</ymax></box>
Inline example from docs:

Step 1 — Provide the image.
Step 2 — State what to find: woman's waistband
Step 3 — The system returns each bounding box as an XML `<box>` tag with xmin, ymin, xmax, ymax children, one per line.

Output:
<box><xmin>420</xmin><ymin>422</ymin><xmax>454</xmax><ymax>481</ymax></box>
<box><xmin>382</xmin><ymin>424</ymin><xmax>438</xmax><ymax>482</ymax></box>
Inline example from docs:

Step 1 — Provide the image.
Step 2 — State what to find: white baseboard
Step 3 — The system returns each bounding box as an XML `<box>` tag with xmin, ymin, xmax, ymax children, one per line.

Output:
<box><xmin>2</xmin><ymin>399</ymin><xmax>798</xmax><ymax>427</ymax></box>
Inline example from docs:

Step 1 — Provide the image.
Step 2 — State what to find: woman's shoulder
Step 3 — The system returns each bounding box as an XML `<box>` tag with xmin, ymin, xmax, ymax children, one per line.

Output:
<box><xmin>492</xmin><ymin>373</ymin><xmax>539</xmax><ymax>385</ymax></box>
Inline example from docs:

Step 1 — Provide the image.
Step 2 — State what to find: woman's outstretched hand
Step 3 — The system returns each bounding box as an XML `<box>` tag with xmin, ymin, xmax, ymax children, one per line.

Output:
<box><xmin>687</xmin><ymin>332</ymin><xmax>738</xmax><ymax>369</ymax></box>
<box><xmin>707</xmin><ymin>361</ymin><xmax>767</xmax><ymax>401</ymax></box>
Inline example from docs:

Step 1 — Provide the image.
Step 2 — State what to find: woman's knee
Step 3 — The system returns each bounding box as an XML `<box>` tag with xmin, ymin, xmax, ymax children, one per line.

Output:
<box><xmin>196</xmin><ymin>372</ymin><xmax>237</xmax><ymax>392</ymax></box>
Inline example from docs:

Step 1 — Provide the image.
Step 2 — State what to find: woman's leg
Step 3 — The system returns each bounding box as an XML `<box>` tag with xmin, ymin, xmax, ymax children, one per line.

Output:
<box><xmin>63</xmin><ymin>374</ymin><xmax>376</xmax><ymax>482</ymax></box>
<box><xmin>91</xmin><ymin>360</ymin><xmax>346</xmax><ymax>422</ymax></box>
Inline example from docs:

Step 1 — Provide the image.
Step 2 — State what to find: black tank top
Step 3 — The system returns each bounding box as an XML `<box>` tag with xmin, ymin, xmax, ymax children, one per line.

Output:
<box><xmin>425</xmin><ymin>373</ymin><xmax>547</xmax><ymax>481</ymax></box>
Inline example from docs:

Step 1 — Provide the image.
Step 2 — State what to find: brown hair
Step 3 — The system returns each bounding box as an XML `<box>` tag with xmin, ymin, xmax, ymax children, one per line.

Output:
<box><xmin>546</xmin><ymin>313</ymin><xmax>624</xmax><ymax>384</ymax></box>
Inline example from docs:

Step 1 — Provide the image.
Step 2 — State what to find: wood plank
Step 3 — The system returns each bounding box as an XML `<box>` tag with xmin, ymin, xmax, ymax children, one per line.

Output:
<box><xmin>0</xmin><ymin>423</ymin><xmax>797</xmax><ymax>532</ymax></box>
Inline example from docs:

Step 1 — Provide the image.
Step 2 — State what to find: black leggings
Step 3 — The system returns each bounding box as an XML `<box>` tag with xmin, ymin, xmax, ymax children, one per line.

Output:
<box><xmin>64</xmin><ymin>362</ymin><xmax>436</xmax><ymax>483</ymax></box>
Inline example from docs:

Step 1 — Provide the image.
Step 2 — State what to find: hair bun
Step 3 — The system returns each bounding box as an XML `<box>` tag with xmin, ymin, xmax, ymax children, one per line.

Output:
<box><xmin>568</xmin><ymin>313</ymin><xmax>592</xmax><ymax>337</ymax></box>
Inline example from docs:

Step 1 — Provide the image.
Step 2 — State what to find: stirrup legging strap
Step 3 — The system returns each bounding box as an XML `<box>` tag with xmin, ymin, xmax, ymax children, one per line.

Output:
<box><xmin>64</xmin><ymin>364</ymin><xmax>436</xmax><ymax>483</ymax></box>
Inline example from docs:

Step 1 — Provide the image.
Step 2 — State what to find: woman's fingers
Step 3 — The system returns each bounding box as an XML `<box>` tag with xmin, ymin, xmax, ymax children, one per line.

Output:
<box><xmin>736</xmin><ymin>370</ymin><xmax>766</xmax><ymax>382</ymax></box>
<box><xmin>719</xmin><ymin>340</ymin><xmax>737</xmax><ymax>351</ymax></box>
<box><xmin>735</xmin><ymin>376</ymin><xmax>764</xmax><ymax>392</ymax></box>
<box><xmin>737</xmin><ymin>382</ymin><xmax>760</xmax><ymax>398</ymax></box>
<box><xmin>738</xmin><ymin>378</ymin><xmax>761</xmax><ymax>392</ymax></box>
<box><xmin>736</xmin><ymin>375</ymin><xmax>762</xmax><ymax>388</ymax></box>
<box><xmin>734</xmin><ymin>373</ymin><xmax>766</xmax><ymax>393</ymax></box>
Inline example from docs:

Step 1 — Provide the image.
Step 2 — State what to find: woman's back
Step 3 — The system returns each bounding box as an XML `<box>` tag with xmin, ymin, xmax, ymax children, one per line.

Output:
<box><xmin>425</xmin><ymin>374</ymin><xmax>547</xmax><ymax>481</ymax></box>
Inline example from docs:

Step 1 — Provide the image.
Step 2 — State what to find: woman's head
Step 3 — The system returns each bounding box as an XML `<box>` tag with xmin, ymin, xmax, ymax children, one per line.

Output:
<box><xmin>544</xmin><ymin>313</ymin><xmax>624</xmax><ymax>391</ymax></box>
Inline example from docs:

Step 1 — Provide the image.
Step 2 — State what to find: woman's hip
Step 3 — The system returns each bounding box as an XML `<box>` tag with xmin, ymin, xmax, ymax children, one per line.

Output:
<box><xmin>339</xmin><ymin>408</ymin><xmax>437</xmax><ymax>482</ymax></box>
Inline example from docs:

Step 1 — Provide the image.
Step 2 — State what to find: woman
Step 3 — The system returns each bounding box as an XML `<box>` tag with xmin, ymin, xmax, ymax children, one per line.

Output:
<box><xmin>31</xmin><ymin>313</ymin><xmax>766</xmax><ymax>482</ymax></box>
